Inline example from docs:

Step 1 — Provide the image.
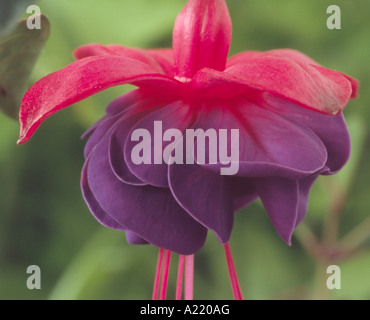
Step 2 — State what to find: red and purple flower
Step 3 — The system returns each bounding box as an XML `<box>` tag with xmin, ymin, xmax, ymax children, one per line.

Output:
<box><xmin>18</xmin><ymin>0</ymin><xmax>358</xmax><ymax>299</ymax></box>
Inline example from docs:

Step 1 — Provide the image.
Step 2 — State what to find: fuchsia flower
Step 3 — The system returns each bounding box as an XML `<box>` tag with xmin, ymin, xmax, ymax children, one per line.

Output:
<box><xmin>18</xmin><ymin>0</ymin><xmax>358</xmax><ymax>299</ymax></box>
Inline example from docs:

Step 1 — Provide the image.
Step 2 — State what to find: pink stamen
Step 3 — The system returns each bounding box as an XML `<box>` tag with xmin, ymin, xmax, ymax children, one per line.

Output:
<box><xmin>152</xmin><ymin>247</ymin><xmax>164</xmax><ymax>300</ymax></box>
<box><xmin>176</xmin><ymin>255</ymin><xmax>185</xmax><ymax>300</ymax></box>
<box><xmin>184</xmin><ymin>255</ymin><xmax>194</xmax><ymax>300</ymax></box>
<box><xmin>159</xmin><ymin>250</ymin><xmax>172</xmax><ymax>300</ymax></box>
<box><xmin>224</xmin><ymin>243</ymin><xmax>244</xmax><ymax>300</ymax></box>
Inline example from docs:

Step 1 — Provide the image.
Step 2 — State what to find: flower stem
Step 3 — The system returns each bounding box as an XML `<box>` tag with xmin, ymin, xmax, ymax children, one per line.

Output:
<box><xmin>159</xmin><ymin>250</ymin><xmax>171</xmax><ymax>300</ymax></box>
<box><xmin>176</xmin><ymin>255</ymin><xmax>185</xmax><ymax>300</ymax></box>
<box><xmin>184</xmin><ymin>255</ymin><xmax>194</xmax><ymax>300</ymax></box>
<box><xmin>152</xmin><ymin>247</ymin><xmax>164</xmax><ymax>300</ymax></box>
<box><xmin>224</xmin><ymin>243</ymin><xmax>243</xmax><ymax>300</ymax></box>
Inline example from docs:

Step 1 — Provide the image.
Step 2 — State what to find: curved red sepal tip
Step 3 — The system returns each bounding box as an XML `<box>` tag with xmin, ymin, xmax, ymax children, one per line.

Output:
<box><xmin>17</xmin><ymin>55</ymin><xmax>182</xmax><ymax>145</ymax></box>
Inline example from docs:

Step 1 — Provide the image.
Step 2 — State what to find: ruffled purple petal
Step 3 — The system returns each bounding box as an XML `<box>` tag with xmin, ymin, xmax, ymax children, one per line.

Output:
<box><xmin>169</xmin><ymin>162</ymin><xmax>233</xmax><ymax>244</ymax></box>
<box><xmin>83</xmin><ymin>164</ymin><xmax>149</xmax><ymax>244</ymax></box>
<box><xmin>126</xmin><ymin>231</ymin><xmax>149</xmax><ymax>245</ymax></box>
<box><xmin>192</xmin><ymin>101</ymin><xmax>328</xmax><ymax>179</ymax></box>
<box><xmin>124</xmin><ymin>101</ymin><xmax>194</xmax><ymax>187</ymax></box>
<box><xmin>86</xmin><ymin>132</ymin><xmax>207</xmax><ymax>255</ymax></box>
<box><xmin>230</xmin><ymin>177</ymin><xmax>258</xmax><ymax>212</ymax></box>
<box><xmin>81</xmin><ymin>159</ymin><xmax>125</xmax><ymax>230</ymax></box>
<box><xmin>263</xmin><ymin>94</ymin><xmax>351</xmax><ymax>174</ymax></box>
<box><xmin>296</xmin><ymin>175</ymin><xmax>318</xmax><ymax>227</ymax></box>
<box><xmin>83</xmin><ymin>114</ymin><xmax>123</xmax><ymax>159</ymax></box>
<box><xmin>82</xmin><ymin>91</ymin><xmax>147</xmax><ymax>158</ymax></box>
<box><xmin>83</xmin><ymin>89</ymin><xmax>174</xmax><ymax>159</ymax></box>
<box><xmin>254</xmin><ymin>177</ymin><xmax>299</xmax><ymax>244</ymax></box>
<box><xmin>109</xmin><ymin>114</ymin><xmax>149</xmax><ymax>186</ymax></box>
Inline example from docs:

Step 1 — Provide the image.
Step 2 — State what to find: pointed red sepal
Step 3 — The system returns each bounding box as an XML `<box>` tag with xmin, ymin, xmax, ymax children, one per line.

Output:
<box><xmin>192</xmin><ymin>50</ymin><xmax>358</xmax><ymax>115</ymax></box>
<box><xmin>18</xmin><ymin>55</ymin><xmax>183</xmax><ymax>144</ymax></box>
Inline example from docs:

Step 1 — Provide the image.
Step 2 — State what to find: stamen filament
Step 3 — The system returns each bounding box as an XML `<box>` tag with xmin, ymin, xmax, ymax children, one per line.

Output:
<box><xmin>224</xmin><ymin>243</ymin><xmax>243</xmax><ymax>300</ymax></box>
<box><xmin>152</xmin><ymin>247</ymin><xmax>164</xmax><ymax>300</ymax></box>
<box><xmin>176</xmin><ymin>255</ymin><xmax>185</xmax><ymax>300</ymax></box>
<box><xmin>184</xmin><ymin>254</ymin><xmax>194</xmax><ymax>300</ymax></box>
<box><xmin>159</xmin><ymin>250</ymin><xmax>172</xmax><ymax>300</ymax></box>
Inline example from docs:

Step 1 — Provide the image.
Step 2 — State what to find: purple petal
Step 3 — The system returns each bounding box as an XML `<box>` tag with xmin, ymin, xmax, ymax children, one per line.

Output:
<box><xmin>83</xmin><ymin>164</ymin><xmax>149</xmax><ymax>245</ymax></box>
<box><xmin>81</xmin><ymin>159</ymin><xmax>125</xmax><ymax>230</ymax></box>
<box><xmin>254</xmin><ymin>177</ymin><xmax>299</xmax><ymax>244</ymax></box>
<box><xmin>192</xmin><ymin>102</ymin><xmax>328</xmax><ymax>179</ymax></box>
<box><xmin>263</xmin><ymin>94</ymin><xmax>351</xmax><ymax>174</ymax></box>
<box><xmin>83</xmin><ymin>113</ymin><xmax>123</xmax><ymax>158</ymax></box>
<box><xmin>81</xmin><ymin>115</ymin><xmax>107</xmax><ymax>141</ymax></box>
<box><xmin>126</xmin><ymin>231</ymin><xmax>149</xmax><ymax>245</ymax></box>
<box><xmin>86</xmin><ymin>133</ymin><xmax>207</xmax><ymax>255</ymax></box>
<box><xmin>296</xmin><ymin>175</ymin><xmax>318</xmax><ymax>227</ymax></box>
<box><xmin>83</xmin><ymin>90</ymin><xmax>172</xmax><ymax>160</ymax></box>
<box><xmin>230</xmin><ymin>177</ymin><xmax>258</xmax><ymax>212</ymax></box>
<box><xmin>82</xmin><ymin>92</ymin><xmax>142</xmax><ymax>158</ymax></box>
<box><xmin>169</xmin><ymin>162</ymin><xmax>233</xmax><ymax>244</ymax></box>
<box><xmin>124</xmin><ymin>101</ymin><xmax>194</xmax><ymax>187</ymax></box>
<box><xmin>109</xmin><ymin>113</ymin><xmax>150</xmax><ymax>186</ymax></box>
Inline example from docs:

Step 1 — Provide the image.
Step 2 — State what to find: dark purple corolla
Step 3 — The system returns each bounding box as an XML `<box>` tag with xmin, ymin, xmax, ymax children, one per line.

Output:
<box><xmin>18</xmin><ymin>0</ymin><xmax>358</xmax><ymax>299</ymax></box>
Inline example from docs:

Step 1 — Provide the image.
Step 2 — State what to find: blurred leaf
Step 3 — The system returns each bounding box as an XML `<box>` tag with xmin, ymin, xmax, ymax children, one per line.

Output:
<box><xmin>0</xmin><ymin>0</ymin><xmax>36</xmax><ymax>37</ymax></box>
<box><xmin>0</xmin><ymin>14</ymin><xmax>49</xmax><ymax>119</ymax></box>
<box><xmin>48</xmin><ymin>229</ymin><xmax>125</xmax><ymax>300</ymax></box>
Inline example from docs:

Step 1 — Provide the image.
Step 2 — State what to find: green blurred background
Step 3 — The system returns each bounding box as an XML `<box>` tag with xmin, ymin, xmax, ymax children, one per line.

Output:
<box><xmin>0</xmin><ymin>0</ymin><xmax>369</xmax><ymax>300</ymax></box>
